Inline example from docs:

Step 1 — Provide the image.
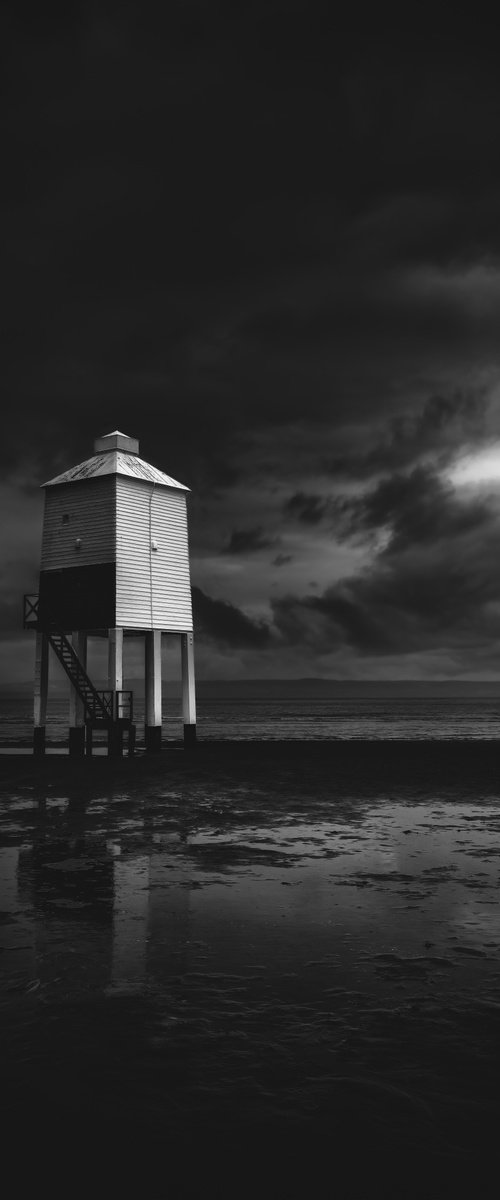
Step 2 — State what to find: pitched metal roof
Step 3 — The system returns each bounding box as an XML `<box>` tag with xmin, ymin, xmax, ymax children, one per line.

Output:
<box><xmin>42</xmin><ymin>450</ymin><xmax>189</xmax><ymax>491</ymax></box>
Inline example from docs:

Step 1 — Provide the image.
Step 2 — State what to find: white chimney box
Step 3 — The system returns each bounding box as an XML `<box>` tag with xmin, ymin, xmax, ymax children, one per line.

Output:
<box><xmin>94</xmin><ymin>430</ymin><xmax>140</xmax><ymax>455</ymax></box>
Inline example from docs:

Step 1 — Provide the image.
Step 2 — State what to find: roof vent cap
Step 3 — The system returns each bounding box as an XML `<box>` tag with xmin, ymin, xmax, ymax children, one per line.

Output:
<box><xmin>94</xmin><ymin>430</ymin><xmax>139</xmax><ymax>455</ymax></box>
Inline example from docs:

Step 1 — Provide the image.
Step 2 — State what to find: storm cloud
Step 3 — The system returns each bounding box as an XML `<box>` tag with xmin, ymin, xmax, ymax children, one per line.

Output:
<box><xmin>332</xmin><ymin>465</ymin><xmax>495</xmax><ymax>553</ymax></box>
<box><xmin>284</xmin><ymin>493</ymin><xmax>330</xmax><ymax>525</ymax></box>
<box><xmin>223</xmin><ymin>527</ymin><xmax>277</xmax><ymax>555</ymax></box>
<box><xmin>326</xmin><ymin>391</ymin><xmax>489</xmax><ymax>482</ymax></box>
<box><xmin>273</xmin><ymin>479</ymin><xmax>500</xmax><ymax>658</ymax></box>
<box><xmin>192</xmin><ymin>586</ymin><xmax>272</xmax><ymax>649</ymax></box>
<box><xmin>4</xmin><ymin>7</ymin><xmax>500</xmax><ymax>678</ymax></box>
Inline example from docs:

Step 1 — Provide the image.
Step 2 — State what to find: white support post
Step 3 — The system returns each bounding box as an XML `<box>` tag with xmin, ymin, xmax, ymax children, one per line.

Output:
<box><xmin>34</xmin><ymin>631</ymin><xmax>49</xmax><ymax>755</ymax></box>
<box><xmin>34</xmin><ymin>631</ymin><xmax>49</xmax><ymax>727</ymax></box>
<box><xmin>181</xmin><ymin>632</ymin><xmax>196</xmax><ymax>747</ymax></box>
<box><xmin>108</xmin><ymin>627</ymin><xmax>124</xmax><ymax>697</ymax></box>
<box><xmin>108</xmin><ymin>628</ymin><xmax>124</xmax><ymax>757</ymax></box>
<box><xmin>69</xmin><ymin>630</ymin><xmax>88</xmax><ymax>756</ymax></box>
<box><xmin>69</xmin><ymin>631</ymin><xmax>87</xmax><ymax>727</ymax></box>
<box><xmin>145</xmin><ymin>630</ymin><xmax>162</xmax><ymax>751</ymax></box>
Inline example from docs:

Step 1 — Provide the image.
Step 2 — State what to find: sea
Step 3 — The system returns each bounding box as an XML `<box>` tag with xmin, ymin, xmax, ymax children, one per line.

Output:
<box><xmin>1</xmin><ymin>681</ymin><xmax>500</xmax><ymax>744</ymax></box>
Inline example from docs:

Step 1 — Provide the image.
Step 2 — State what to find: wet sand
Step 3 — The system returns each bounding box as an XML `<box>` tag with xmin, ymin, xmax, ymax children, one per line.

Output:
<box><xmin>2</xmin><ymin>741</ymin><xmax>500</xmax><ymax>1195</ymax></box>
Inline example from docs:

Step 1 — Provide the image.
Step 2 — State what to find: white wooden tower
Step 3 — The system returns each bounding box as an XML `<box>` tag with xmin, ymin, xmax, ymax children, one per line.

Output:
<box><xmin>24</xmin><ymin>430</ymin><xmax>196</xmax><ymax>755</ymax></box>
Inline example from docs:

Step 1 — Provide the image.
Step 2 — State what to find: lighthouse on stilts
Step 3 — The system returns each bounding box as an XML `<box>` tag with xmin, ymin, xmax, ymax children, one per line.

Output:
<box><xmin>23</xmin><ymin>431</ymin><xmax>196</xmax><ymax>756</ymax></box>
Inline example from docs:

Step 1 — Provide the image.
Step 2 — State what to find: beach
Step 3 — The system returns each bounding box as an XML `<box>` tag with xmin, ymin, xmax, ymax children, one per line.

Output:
<box><xmin>2</xmin><ymin>741</ymin><xmax>500</xmax><ymax>1195</ymax></box>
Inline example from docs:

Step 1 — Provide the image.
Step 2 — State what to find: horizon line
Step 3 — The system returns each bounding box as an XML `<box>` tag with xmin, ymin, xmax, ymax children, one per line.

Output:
<box><xmin>1</xmin><ymin>676</ymin><xmax>500</xmax><ymax>690</ymax></box>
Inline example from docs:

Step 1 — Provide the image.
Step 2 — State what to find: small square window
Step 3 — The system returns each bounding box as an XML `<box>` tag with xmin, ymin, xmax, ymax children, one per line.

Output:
<box><xmin>62</xmin><ymin>514</ymin><xmax>69</xmax><ymax>524</ymax></box>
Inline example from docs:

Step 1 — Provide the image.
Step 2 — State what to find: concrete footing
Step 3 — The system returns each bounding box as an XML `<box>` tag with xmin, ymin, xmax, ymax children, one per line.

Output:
<box><xmin>33</xmin><ymin>727</ymin><xmax>46</xmax><ymax>756</ymax></box>
<box><xmin>183</xmin><ymin>723</ymin><xmax>197</xmax><ymax>749</ymax></box>
<box><xmin>145</xmin><ymin>725</ymin><xmax>162</xmax><ymax>753</ymax></box>
<box><xmin>108</xmin><ymin>725</ymin><xmax>124</xmax><ymax>757</ymax></box>
<box><xmin>69</xmin><ymin>727</ymin><xmax>86</xmax><ymax>757</ymax></box>
<box><xmin>32</xmin><ymin>722</ymin><xmax>136</xmax><ymax>758</ymax></box>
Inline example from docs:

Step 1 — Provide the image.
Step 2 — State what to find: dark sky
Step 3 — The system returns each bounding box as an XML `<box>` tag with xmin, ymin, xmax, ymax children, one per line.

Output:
<box><xmin>4</xmin><ymin>3</ymin><xmax>500</xmax><ymax>681</ymax></box>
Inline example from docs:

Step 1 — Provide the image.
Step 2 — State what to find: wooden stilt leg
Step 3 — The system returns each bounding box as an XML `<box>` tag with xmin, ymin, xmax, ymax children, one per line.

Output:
<box><xmin>108</xmin><ymin>628</ymin><xmax>123</xmax><ymax>694</ymax></box>
<box><xmin>69</xmin><ymin>630</ymin><xmax>87</xmax><ymax>756</ymax></box>
<box><xmin>145</xmin><ymin>630</ymin><xmax>162</xmax><ymax>751</ymax></box>
<box><xmin>108</xmin><ymin>628</ymin><xmax>124</xmax><ymax>756</ymax></box>
<box><xmin>33</xmin><ymin>631</ymin><xmax>49</xmax><ymax>756</ymax></box>
<box><xmin>181</xmin><ymin>632</ymin><xmax>196</xmax><ymax>748</ymax></box>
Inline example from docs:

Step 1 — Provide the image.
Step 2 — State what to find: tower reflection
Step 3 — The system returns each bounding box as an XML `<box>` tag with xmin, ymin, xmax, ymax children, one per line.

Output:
<box><xmin>13</xmin><ymin>805</ymin><xmax>191</xmax><ymax>999</ymax></box>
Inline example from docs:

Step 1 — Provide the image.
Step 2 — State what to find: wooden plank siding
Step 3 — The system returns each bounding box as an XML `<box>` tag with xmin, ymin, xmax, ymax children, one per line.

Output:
<box><xmin>115</xmin><ymin>477</ymin><xmax>193</xmax><ymax>631</ymax></box>
<box><xmin>40</xmin><ymin>474</ymin><xmax>193</xmax><ymax>632</ymax></box>
<box><xmin>41</xmin><ymin>477</ymin><xmax>116</xmax><ymax>570</ymax></box>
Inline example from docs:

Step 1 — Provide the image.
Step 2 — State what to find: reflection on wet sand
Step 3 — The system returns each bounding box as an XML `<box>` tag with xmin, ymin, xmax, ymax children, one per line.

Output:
<box><xmin>2</xmin><ymin>744</ymin><xmax>500</xmax><ymax>1192</ymax></box>
<box><xmin>112</xmin><ymin>855</ymin><xmax>150</xmax><ymax>991</ymax></box>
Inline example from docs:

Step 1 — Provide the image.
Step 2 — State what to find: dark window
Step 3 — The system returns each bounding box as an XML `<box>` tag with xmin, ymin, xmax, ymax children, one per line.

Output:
<box><xmin>62</xmin><ymin>514</ymin><xmax>70</xmax><ymax>524</ymax></box>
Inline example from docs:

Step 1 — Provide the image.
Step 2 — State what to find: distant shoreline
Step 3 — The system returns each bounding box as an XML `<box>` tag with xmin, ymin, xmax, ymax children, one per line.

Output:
<box><xmin>1</xmin><ymin>678</ymin><xmax>500</xmax><ymax>700</ymax></box>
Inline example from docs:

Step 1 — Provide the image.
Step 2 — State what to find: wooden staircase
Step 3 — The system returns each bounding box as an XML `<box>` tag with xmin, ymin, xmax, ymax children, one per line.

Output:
<box><xmin>23</xmin><ymin>594</ymin><xmax>133</xmax><ymax>732</ymax></box>
<box><xmin>48</xmin><ymin>630</ymin><xmax>115</xmax><ymax>726</ymax></box>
